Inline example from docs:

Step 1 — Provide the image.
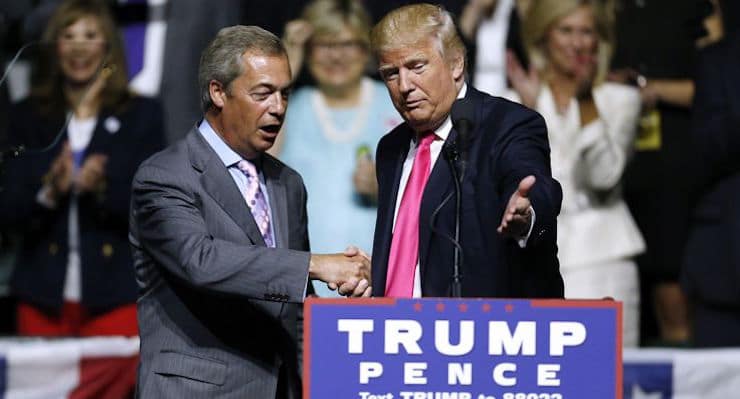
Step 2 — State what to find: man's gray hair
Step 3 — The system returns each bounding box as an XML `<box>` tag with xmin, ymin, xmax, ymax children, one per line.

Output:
<box><xmin>198</xmin><ymin>25</ymin><xmax>287</xmax><ymax>113</ymax></box>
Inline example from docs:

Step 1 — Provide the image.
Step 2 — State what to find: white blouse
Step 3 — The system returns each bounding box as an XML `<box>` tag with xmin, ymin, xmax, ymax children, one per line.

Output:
<box><xmin>505</xmin><ymin>82</ymin><xmax>645</xmax><ymax>268</ymax></box>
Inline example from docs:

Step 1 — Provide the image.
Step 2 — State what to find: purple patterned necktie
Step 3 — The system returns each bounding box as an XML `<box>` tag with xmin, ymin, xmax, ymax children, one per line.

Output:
<box><xmin>236</xmin><ymin>160</ymin><xmax>274</xmax><ymax>247</ymax></box>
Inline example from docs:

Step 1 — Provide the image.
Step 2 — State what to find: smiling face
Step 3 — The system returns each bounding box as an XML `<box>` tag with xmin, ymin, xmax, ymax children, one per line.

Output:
<box><xmin>56</xmin><ymin>15</ymin><xmax>107</xmax><ymax>86</ymax></box>
<box><xmin>377</xmin><ymin>38</ymin><xmax>464</xmax><ymax>133</ymax></box>
<box><xmin>210</xmin><ymin>51</ymin><xmax>292</xmax><ymax>159</ymax></box>
<box><xmin>545</xmin><ymin>5</ymin><xmax>598</xmax><ymax>78</ymax></box>
<box><xmin>307</xmin><ymin>25</ymin><xmax>369</xmax><ymax>92</ymax></box>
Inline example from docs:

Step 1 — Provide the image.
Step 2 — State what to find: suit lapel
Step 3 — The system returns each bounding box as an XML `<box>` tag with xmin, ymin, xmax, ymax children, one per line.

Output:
<box><xmin>188</xmin><ymin>130</ymin><xmax>266</xmax><ymax>246</ymax></box>
<box><xmin>382</xmin><ymin>135</ymin><xmax>410</xmax><ymax>235</ymax></box>
<box><xmin>84</xmin><ymin>110</ymin><xmax>114</xmax><ymax>156</ymax></box>
<box><xmin>374</xmin><ymin>128</ymin><xmax>411</xmax><ymax>295</ymax></box>
<box><xmin>418</xmin><ymin>133</ymin><xmax>455</xmax><ymax>278</ymax></box>
<box><xmin>263</xmin><ymin>156</ymin><xmax>288</xmax><ymax>249</ymax></box>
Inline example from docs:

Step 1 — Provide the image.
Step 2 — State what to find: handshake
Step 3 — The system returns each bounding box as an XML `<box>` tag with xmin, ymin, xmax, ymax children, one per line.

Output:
<box><xmin>308</xmin><ymin>246</ymin><xmax>372</xmax><ymax>297</ymax></box>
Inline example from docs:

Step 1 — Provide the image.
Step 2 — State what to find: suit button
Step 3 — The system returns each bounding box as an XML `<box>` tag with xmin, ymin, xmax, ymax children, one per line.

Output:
<box><xmin>49</xmin><ymin>243</ymin><xmax>59</xmax><ymax>255</ymax></box>
<box><xmin>102</xmin><ymin>243</ymin><xmax>114</xmax><ymax>258</ymax></box>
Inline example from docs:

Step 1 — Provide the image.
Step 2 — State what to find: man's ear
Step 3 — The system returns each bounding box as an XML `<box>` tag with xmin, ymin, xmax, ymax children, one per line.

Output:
<box><xmin>209</xmin><ymin>80</ymin><xmax>227</xmax><ymax>109</ymax></box>
<box><xmin>450</xmin><ymin>51</ymin><xmax>465</xmax><ymax>82</ymax></box>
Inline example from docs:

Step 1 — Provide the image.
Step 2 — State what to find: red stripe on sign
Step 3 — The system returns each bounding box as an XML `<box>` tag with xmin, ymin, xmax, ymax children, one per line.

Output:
<box><xmin>69</xmin><ymin>355</ymin><xmax>139</xmax><ymax>399</ymax></box>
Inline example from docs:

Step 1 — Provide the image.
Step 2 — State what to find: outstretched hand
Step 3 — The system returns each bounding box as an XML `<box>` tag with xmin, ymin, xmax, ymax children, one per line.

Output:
<box><xmin>497</xmin><ymin>175</ymin><xmax>535</xmax><ymax>239</ymax></box>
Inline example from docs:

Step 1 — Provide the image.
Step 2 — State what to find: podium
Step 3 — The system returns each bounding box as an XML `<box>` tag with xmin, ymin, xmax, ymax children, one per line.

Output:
<box><xmin>304</xmin><ymin>298</ymin><xmax>621</xmax><ymax>399</ymax></box>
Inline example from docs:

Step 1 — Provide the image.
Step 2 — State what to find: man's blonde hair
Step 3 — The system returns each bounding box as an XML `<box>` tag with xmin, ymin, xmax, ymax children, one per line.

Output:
<box><xmin>370</xmin><ymin>3</ymin><xmax>466</xmax><ymax>69</ymax></box>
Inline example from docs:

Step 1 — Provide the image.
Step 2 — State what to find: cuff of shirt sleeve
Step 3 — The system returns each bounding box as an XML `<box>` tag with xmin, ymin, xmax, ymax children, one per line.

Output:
<box><xmin>517</xmin><ymin>206</ymin><xmax>536</xmax><ymax>248</ymax></box>
<box><xmin>302</xmin><ymin>256</ymin><xmax>311</xmax><ymax>299</ymax></box>
<box><xmin>302</xmin><ymin>276</ymin><xmax>310</xmax><ymax>299</ymax></box>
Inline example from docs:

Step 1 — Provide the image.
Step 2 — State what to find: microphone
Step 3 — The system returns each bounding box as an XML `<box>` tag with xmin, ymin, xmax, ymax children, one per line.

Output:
<box><xmin>427</xmin><ymin>158</ymin><xmax>464</xmax><ymax>297</ymax></box>
<box><xmin>0</xmin><ymin>145</ymin><xmax>24</xmax><ymax>163</ymax></box>
<box><xmin>1</xmin><ymin>42</ymin><xmax>113</xmax><ymax>162</ymax></box>
<box><xmin>1</xmin><ymin>42</ymin><xmax>37</xmax><ymax>171</ymax></box>
<box><xmin>440</xmin><ymin>137</ymin><xmax>465</xmax><ymax>298</ymax></box>
<box><xmin>442</xmin><ymin>140</ymin><xmax>459</xmax><ymax>163</ymax></box>
<box><xmin>450</xmin><ymin>99</ymin><xmax>475</xmax><ymax>182</ymax></box>
<box><xmin>0</xmin><ymin>41</ymin><xmax>40</xmax><ymax>88</ymax></box>
<box><xmin>441</xmin><ymin>99</ymin><xmax>474</xmax><ymax>298</ymax></box>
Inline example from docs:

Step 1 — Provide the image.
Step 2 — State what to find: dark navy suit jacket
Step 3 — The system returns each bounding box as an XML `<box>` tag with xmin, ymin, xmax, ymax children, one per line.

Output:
<box><xmin>682</xmin><ymin>31</ymin><xmax>740</xmax><ymax>307</ymax></box>
<box><xmin>372</xmin><ymin>87</ymin><xmax>564</xmax><ymax>298</ymax></box>
<box><xmin>0</xmin><ymin>96</ymin><xmax>165</xmax><ymax>314</ymax></box>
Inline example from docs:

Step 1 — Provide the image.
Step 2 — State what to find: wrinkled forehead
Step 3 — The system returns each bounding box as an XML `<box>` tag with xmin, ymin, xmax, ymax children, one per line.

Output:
<box><xmin>238</xmin><ymin>52</ymin><xmax>292</xmax><ymax>86</ymax></box>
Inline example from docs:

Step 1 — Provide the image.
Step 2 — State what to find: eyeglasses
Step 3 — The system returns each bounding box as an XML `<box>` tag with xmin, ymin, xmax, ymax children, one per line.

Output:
<box><xmin>310</xmin><ymin>40</ymin><xmax>367</xmax><ymax>55</ymax></box>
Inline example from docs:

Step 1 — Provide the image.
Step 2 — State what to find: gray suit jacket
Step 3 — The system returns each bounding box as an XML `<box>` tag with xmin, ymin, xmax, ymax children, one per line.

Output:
<box><xmin>130</xmin><ymin>128</ymin><xmax>311</xmax><ymax>398</ymax></box>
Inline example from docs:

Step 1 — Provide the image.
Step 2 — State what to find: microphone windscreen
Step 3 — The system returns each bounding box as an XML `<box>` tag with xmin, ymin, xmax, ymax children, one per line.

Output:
<box><xmin>451</xmin><ymin>99</ymin><xmax>475</xmax><ymax>132</ymax></box>
<box><xmin>451</xmin><ymin>99</ymin><xmax>474</xmax><ymax>153</ymax></box>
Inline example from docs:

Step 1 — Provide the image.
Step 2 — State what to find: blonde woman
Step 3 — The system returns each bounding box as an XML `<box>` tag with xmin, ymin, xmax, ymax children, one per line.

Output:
<box><xmin>505</xmin><ymin>0</ymin><xmax>644</xmax><ymax>346</ymax></box>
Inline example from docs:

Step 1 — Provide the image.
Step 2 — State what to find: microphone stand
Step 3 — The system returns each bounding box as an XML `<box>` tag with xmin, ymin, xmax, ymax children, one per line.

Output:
<box><xmin>0</xmin><ymin>41</ymin><xmax>38</xmax><ymax>176</ymax></box>
<box><xmin>448</xmin><ymin>99</ymin><xmax>473</xmax><ymax>297</ymax></box>
<box><xmin>0</xmin><ymin>40</ymin><xmax>110</xmax><ymax>173</ymax></box>
<box><xmin>444</xmin><ymin>144</ymin><xmax>464</xmax><ymax>298</ymax></box>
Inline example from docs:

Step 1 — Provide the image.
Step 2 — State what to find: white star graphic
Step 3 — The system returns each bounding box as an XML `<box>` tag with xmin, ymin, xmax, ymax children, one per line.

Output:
<box><xmin>631</xmin><ymin>383</ymin><xmax>662</xmax><ymax>399</ymax></box>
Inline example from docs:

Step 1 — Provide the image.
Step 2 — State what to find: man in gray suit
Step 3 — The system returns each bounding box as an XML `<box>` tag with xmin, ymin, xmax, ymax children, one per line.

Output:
<box><xmin>129</xmin><ymin>25</ymin><xmax>371</xmax><ymax>398</ymax></box>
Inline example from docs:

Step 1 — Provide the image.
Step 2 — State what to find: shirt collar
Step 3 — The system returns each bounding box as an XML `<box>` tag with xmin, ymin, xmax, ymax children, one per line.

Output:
<box><xmin>425</xmin><ymin>83</ymin><xmax>468</xmax><ymax>142</ymax></box>
<box><xmin>198</xmin><ymin>119</ymin><xmax>257</xmax><ymax>168</ymax></box>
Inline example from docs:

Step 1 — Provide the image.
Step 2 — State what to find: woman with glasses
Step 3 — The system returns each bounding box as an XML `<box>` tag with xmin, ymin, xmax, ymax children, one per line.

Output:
<box><xmin>275</xmin><ymin>0</ymin><xmax>401</xmax><ymax>296</ymax></box>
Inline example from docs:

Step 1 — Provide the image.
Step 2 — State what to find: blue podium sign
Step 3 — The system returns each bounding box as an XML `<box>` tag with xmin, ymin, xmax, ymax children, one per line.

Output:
<box><xmin>304</xmin><ymin>298</ymin><xmax>621</xmax><ymax>399</ymax></box>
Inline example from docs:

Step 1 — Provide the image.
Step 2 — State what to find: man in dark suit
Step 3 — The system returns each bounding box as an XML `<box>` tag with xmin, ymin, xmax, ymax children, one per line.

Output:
<box><xmin>369</xmin><ymin>4</ymin><xmax>563</xmax><ymax>298</ymax></box>
<box><xmin>130</xmin><ymin>26</ymin><xmax>370</xmax><ymax>398</ymax></box>
<box><xmin>682</xmin><ymin>26</ymin><xmax>740</xmax><ymax>347</ymax></box>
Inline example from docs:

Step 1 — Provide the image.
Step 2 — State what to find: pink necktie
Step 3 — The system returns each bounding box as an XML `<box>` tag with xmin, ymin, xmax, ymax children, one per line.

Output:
<box><xmin>385</xmin><ymin>133</ymin><xmax>436</xmax><ymax>297</ymax></box>
<box><xmin>236</xmin><ymin>160</ymin><xmax>274</xmax><ymax>247</ymax></box>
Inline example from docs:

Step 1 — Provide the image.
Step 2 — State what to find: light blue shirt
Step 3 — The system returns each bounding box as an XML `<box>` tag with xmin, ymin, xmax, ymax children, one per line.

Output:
<box><xmin>198</xmin><ymin>119</ymin><xmax>277</xmax><ymax>247</ymax></box>
<box><xmin>280</xmin><ymin>79</ymin><xmax>402</xmax><ymax>296</ymax></box>
<box><xmin>281</xmin><ymin>79</ymin><xmax>400</xmax><ymax>253</ymax></box>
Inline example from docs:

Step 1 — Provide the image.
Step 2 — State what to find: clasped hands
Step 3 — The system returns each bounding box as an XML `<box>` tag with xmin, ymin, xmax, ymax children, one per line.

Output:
<box><xmin>309</xmin><ymin>246</ymin><xmax>371</xmax><ymax>298</ymax></box>
<box><xmin>45</xmin><ymin>142</ymin><xmax>108</xmax><ymax>203</ymax></box>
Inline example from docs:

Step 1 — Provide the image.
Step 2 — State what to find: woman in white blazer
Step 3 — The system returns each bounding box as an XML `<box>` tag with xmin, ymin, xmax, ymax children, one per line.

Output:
<box><xmin>505</xmin><ymin>0</ymin><xmax>644</xmax><ymax>346</ymax></box>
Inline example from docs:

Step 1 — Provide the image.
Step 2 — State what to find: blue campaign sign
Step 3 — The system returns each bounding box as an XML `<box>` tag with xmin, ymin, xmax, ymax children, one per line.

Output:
<box><xmin>304</xmin><ymin>298</ymin><xmax>621</xmax><ymax>399</ymax></box>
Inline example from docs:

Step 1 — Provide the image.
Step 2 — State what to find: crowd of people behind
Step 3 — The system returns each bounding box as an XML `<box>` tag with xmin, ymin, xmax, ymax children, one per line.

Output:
<box><xmin>0</xmin><ymin>0</ymin><xmax>738</xmax><ymax>353</ymax></box>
